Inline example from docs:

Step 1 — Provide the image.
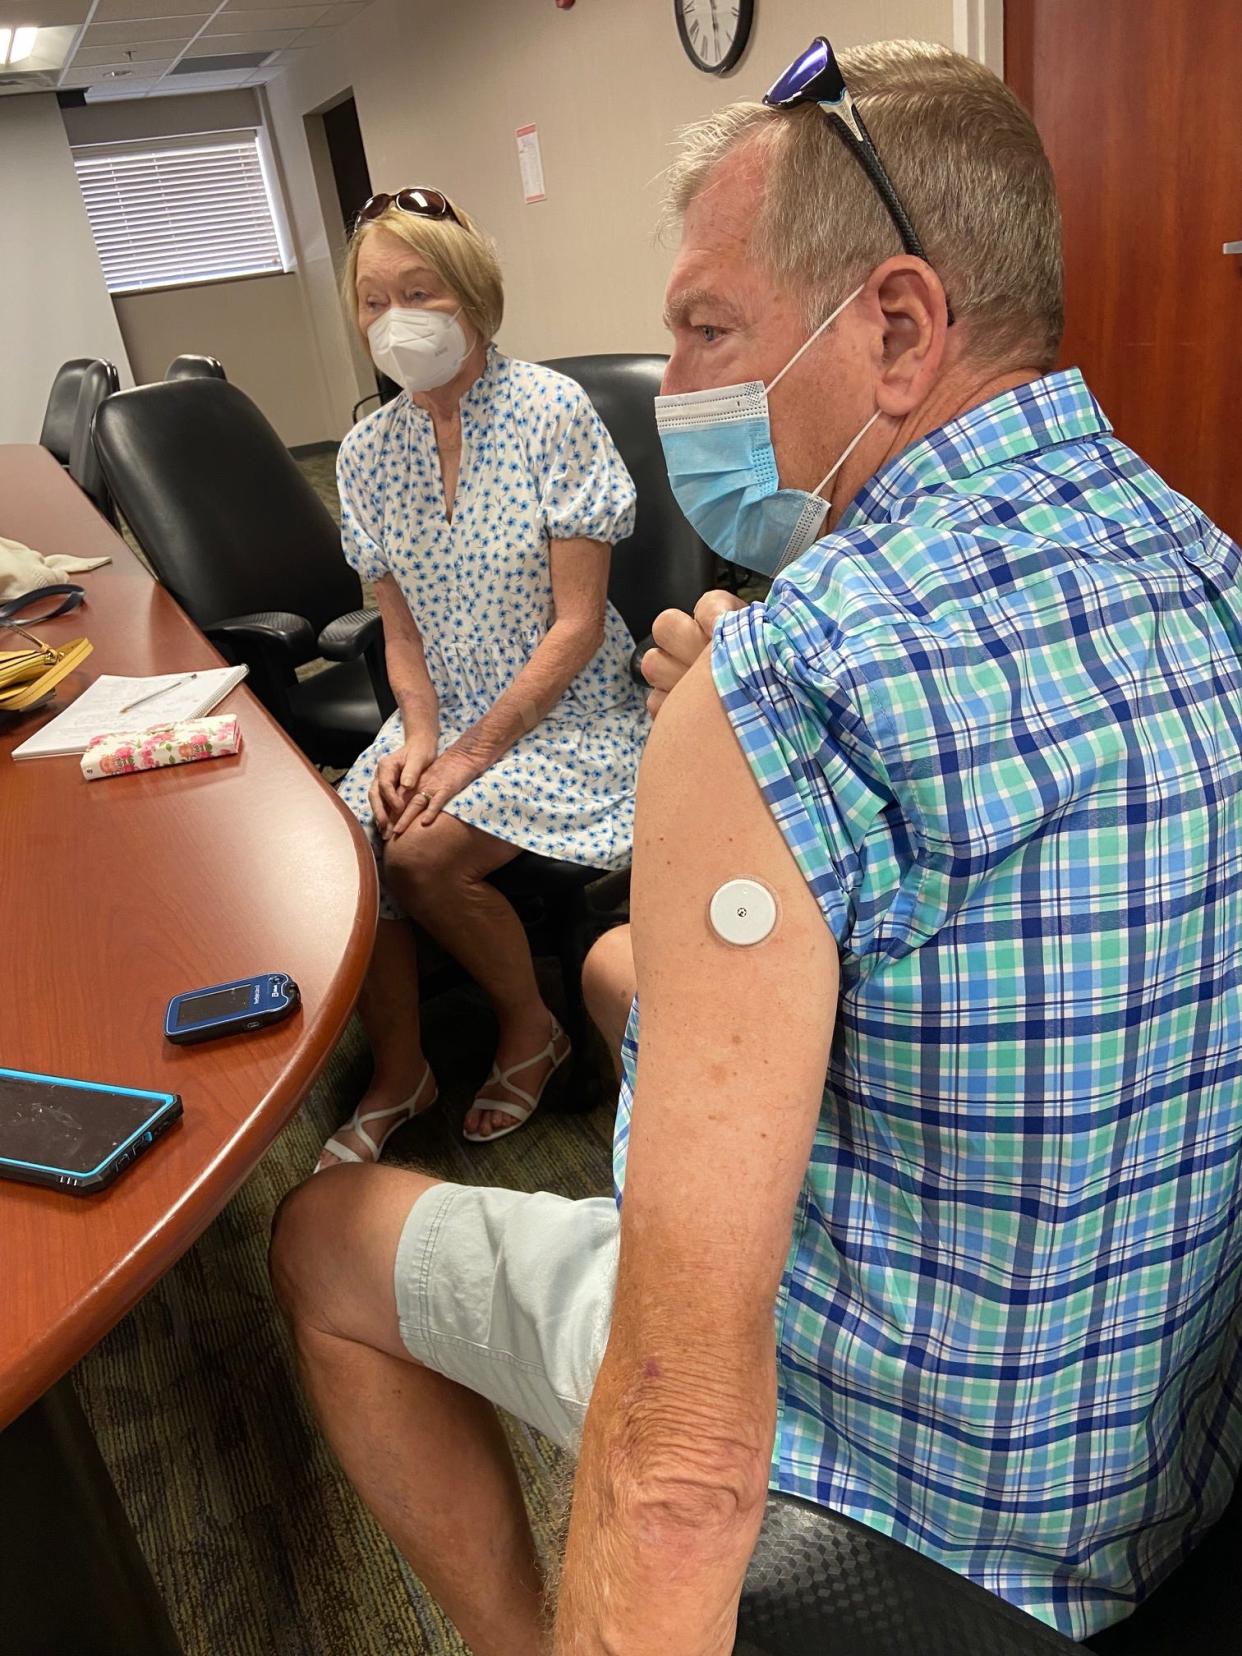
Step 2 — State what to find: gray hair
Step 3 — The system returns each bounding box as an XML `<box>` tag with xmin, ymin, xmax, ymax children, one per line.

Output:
<box><xmin>663</xmin><ymin>40</ymin><xmax>1064</xmax><ymax>370</ymax></box>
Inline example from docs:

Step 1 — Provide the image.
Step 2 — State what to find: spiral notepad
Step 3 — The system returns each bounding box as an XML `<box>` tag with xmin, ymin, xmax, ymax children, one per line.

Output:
<box><xmin>12</xmin><ymin>664</ymin><xmax>248</xmax><ymax>760</ymax></box>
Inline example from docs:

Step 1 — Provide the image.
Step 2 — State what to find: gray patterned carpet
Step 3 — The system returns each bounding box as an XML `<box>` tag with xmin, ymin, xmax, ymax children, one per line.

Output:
<box><xmin>79</xmin><ymin>449</ymin><xmax>617</xmax><ymax>1655</ymax></box>
<box><xmin>296</xmin><ymin>447</ymin><xmax>340</xmax><ymax>516</ymax></box>
<box><xmin>73</xmin><ymin>984</ymin><xmax>617</xmax><ymax>1656</ymax></box>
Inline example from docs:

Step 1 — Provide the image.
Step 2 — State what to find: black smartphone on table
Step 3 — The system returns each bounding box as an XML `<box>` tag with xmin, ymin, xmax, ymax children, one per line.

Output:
<box><xmin>0</xmin><ymin>1066</ymin><xmax>182</xmax><ymax>1194</ymax></box>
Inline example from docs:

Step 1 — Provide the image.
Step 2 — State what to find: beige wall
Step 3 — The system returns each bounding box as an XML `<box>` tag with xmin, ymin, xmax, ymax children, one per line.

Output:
<box><xmin>264</xmin><ymin>0</ymin><xmax>955</xmax><ymax>441</ymax></box>
<box><xmin>61</xmin><ymin>86</ymin><xmax>334</xmax><ymax>446</ymax></box>
<box><xmin>112</xmin><ymin>272</ymin><xmax>332</xmax><ymax>448</ymax></box>
<box><xmin>0</xmin><ymin>93</ymin><xmax>132</xmax><ymax>446</ymax></box>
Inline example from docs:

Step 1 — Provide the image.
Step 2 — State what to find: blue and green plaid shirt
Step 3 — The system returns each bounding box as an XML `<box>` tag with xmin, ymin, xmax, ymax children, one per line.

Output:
<box><xmin>613</xmin><ymin>369</ymin><xmax>1242</xmax><ymax>1638</ymax></box>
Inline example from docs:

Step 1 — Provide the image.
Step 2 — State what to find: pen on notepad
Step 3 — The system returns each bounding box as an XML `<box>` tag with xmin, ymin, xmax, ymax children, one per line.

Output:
<box><xmin>118</xmin><ymin>673</ymin><xmax>199</xmax><ymax>716</ymax></box>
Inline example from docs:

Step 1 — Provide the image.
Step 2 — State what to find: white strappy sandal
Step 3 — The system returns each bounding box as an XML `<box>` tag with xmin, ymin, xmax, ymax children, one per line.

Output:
<box><xmin>463</xmin><ymin>1018</ymin><xmax>571</xmax><ymax>1143</ymax></box>
<box><xmin>315</xmin><ymin>1065</ymin><xmax>438</xmax><ymax>1172</ymax></box>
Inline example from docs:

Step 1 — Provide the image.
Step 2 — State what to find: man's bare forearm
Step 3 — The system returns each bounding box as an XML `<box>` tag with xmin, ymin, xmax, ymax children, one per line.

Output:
<box><xmin>554</xmin><ymin>1323</ymin><xmax>774</xmax><ymax>1653</ymax></box>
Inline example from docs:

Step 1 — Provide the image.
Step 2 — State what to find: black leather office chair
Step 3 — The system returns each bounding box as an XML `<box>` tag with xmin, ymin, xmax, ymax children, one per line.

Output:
<box><xmin>484</xmin><ymin>354</ymin><xmax>714</xmax><ymax>1063</ymax></box>
<box><xmin>165</xmin><ymin>353</ymin><xmax>227</xmax><ymax>382</ymax></box>
<box><xmin>737</xmin><ymin>1471</ymin><xmax>1242</xmax><ymax>1656</ymax></box>
<box><xmin>544</xmin><ymin>353</ymin><xmax>715</xmax><ymax>651</ymax></box>
<box><xmin>66</xmin><ymin>359</ymin><xmax>120</xmax><ymax>524</ymax></box>
<box><xmin>737</xmin><ymin>1493</ymin><xmax>1078</xmax><ymax>1654</ymax></box>
<box><xmin>93</xmin><ymin>379</ymin><xmax>390</xmax><ymax>768</ymax></box>
<box><xmin>39</xmin><ymin>358</ymin><xmax>95</xmax><ymax>466</ymax></box>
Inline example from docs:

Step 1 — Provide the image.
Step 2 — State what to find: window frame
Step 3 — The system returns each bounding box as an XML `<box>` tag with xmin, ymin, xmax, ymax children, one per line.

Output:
<box><xmin>71</xmin><ymin>126</ymin><xmax>295</xmax><ymax>298</ymax></box>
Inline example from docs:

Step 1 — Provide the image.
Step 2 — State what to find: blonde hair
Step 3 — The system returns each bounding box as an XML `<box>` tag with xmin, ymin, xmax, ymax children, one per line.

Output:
<box><xmin>664</xmin><ymin>41</ymin><xmax>1063</xmax><ymax>370</ymax></box>
<box><xmin>342</xmin><ymin>198</ymin><xmax>504</xmax><ymax>341</ymax></box>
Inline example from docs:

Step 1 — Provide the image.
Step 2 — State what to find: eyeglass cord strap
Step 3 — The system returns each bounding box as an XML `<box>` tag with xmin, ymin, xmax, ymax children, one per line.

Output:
<box><xmin>821</xmin><ymin>102</ymin><xmax>955</xmax><ymax>325</ymax></box>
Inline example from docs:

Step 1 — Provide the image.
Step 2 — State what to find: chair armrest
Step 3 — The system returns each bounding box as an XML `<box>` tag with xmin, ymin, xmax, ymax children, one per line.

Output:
<box><xmin>317</xmin><ymin>606</ymin><xmax>395</xmax><ymax>722</ymax></box>
<box><xmin>629</xmin><ymin>635</ymin><xmax>654</xmax><ymax>688</ymax></box>
<box><xmin>207</xmin><ymin>610</ymin><xmax>315</xmax><ymax>657</ymax></box>
<box><xmin>317</xmin><ymin>607</ymin><xmax>382</xmax><ymax>662</ymax></box>
<box><xmin>203</xmin><ymin>612</ymin><xmax>312</xmax><ymax>734</ymax></box>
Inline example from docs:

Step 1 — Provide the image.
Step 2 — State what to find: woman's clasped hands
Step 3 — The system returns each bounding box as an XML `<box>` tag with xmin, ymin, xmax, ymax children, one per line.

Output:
<box><xmin>369</xmin><ymin>737</ymin><xmax>482</xmax><ymax>839</ymax></box>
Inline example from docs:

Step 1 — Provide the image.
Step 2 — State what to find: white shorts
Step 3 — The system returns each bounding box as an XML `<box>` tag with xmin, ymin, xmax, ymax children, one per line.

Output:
<box><xmin>393</xmin><ymin>1182</ymin><xmax>620</xmax><ymax>1449</ymax></box>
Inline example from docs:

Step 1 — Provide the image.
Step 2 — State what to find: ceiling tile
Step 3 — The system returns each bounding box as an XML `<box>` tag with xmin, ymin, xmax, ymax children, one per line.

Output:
<box><xmin>0</xmin><ymin>2</ymin><xmax>91</xmax><ymax>24</ymax></box>
<box><xmin>305</xmin><ymin>2</ymin><xmax>367</xmax><ymax>23</ymax></box>
<box><xmin>85</xmin><ymin>64</ymin><xmax>174</xmax><ymax>82</ymax></box>
<box><xmin>73</xmin><ymin>41</ymin><xmax>178</xmax><ymax>63</ymax></box>
<box><xmin>82</xmin><ymin>15</ymin><xmax>209</xmax><ymax>44</ymax></box>
<box><xmin>214</xmin><ymin>0</ymin><xmax>329</xmax><ymax>9</ymax></box>
<box><xmin>208</xmin><ymin>4</ymin><xmax>327</xmax><ymax>29</ymax></box>
<box><xmin>90</xmin><ymin>0</ymin><xmax>217</xmax><ymax>18</ymax></box>
<box><xmin>185</xmin><ymin>26</ymin><xmax>295</xmax><ymax>51</ymax></box>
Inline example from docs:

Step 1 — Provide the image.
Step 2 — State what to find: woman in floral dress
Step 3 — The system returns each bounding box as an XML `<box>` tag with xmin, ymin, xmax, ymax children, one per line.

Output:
<box><xmin>320</xmin><ymin>188</ymin><xmax>646</xmax><ymax>1167</ymax></box>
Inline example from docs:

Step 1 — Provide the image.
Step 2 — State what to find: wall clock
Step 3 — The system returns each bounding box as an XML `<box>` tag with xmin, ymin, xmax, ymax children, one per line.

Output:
<box><xmin>675</xmin><ymin>0</ymin><xmax>754</xmax><ymax>75</ymax></box>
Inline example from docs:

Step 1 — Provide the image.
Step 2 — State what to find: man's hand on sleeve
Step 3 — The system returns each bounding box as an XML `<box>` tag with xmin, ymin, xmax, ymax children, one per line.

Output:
<box><xmin>641</xmin><ymin>589</ymin><xmax>748</xmax><ymax>716</ymax></box>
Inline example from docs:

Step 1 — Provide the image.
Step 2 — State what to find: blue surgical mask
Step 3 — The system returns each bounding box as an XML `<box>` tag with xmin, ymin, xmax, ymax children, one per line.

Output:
<box><xmin>655</xmin><ymin>285</ymin><xmax>881</xmax><ymax>578</ymax></box>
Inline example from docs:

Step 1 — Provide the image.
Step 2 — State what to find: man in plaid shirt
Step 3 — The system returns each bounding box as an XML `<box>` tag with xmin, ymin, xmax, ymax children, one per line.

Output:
<box><xmin>274</xmin><ymin>39</ymin><xmax>1242</xmax><ymax>1655</ymax></box>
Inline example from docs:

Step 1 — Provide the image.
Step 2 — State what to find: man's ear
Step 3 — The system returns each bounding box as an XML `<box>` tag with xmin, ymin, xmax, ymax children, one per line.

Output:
<box><xmin>868</xmin><ymin>255</ymin><xmax>950</xmax><ymax>417</ymax></box>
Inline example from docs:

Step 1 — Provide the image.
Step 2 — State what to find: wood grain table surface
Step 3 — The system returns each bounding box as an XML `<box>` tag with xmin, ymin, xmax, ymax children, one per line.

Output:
<box><xmin>0</xmin><ymin>445</ymin><xmax>377</xmax><ymax>1428</ymax></box>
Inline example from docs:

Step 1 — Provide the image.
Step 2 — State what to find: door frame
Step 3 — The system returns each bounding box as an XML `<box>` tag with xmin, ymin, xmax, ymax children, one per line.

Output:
<box><xmin>953</xmin><ymin>0</ymin><xmax>1004</xmax><ymax>73</ymax></box>
<box><xmin>303</xmin><ymin>90</ymin><xmax>377</xmax><ymax>410</ymax></box>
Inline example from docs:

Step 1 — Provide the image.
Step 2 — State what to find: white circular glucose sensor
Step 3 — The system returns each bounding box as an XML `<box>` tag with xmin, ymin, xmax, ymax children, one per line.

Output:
<box><xmin>709</xmin><ymin>878</ymin><xmax>777</xmax><ymax>947</ymax></box>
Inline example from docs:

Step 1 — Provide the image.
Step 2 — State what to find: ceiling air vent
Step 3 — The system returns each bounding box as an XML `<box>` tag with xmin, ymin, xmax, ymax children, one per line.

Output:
<box><xmin>171</xmin><ymin>50</ymin><xmax>273</xmax><ymax>74</ymax></box>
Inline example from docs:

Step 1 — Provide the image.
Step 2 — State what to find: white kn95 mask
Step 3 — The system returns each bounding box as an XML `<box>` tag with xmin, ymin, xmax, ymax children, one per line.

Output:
<box><xmin>367</xmin><ymin>306</ymin><xmax>469</xmax><ymax>394</ymax></box>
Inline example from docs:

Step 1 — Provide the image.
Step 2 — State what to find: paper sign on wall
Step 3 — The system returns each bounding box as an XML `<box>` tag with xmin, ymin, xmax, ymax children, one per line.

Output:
<box><xmin>516</xmin><ymin>123</ymin><xmax>546</xmax><ymax>204</ymax></box>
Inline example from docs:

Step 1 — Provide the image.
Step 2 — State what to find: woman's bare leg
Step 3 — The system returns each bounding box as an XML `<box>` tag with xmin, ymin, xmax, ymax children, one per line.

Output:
<box><xmin>384</xmin><ymin>815</ymin><xmax>560</xmax><ymax>1137</ymax></box>
<box><xmin>318</xmin><ymin>918</ymin><xmax>433</xmax><ymax>1169</ymax></box>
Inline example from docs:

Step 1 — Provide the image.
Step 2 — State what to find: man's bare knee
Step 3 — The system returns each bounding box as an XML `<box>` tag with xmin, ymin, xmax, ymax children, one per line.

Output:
<box><xmin>269</xmin><ymin>1164</ymin><xmax>369</xmax><ymax>1324</ymax></box>
<box><xmin>269</xmin><ymin>1162</ymin><xmax>440</xmax><ymax>1355</ymax></box>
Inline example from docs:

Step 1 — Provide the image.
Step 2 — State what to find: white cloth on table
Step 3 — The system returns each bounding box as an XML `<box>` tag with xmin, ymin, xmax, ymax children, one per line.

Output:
<box><xmin>335</xmin><ymin>348</ymin><xmax>649</xmax><ymax>919</ymax></box>
<box><xmin>0</xmin><ymin>535</ymin><xmax>110</xmax><ymax>600</ymax></box>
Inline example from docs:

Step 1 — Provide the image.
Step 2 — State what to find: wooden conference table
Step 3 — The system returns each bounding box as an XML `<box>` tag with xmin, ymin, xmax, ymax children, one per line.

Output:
<box><xmin>0</xmin><ymin>446</ymin><xmax>377</xmax><ymax>1645</ymax></box>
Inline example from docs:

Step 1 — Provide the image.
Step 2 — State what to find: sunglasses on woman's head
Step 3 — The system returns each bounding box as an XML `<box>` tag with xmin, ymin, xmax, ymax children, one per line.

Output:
<box><xmin>764</xmin><ymin>36</ymin><xmax>953</xmax><ymax>324</ymax></box>
<box><xmin>354</xmin><ymin>188</ymin><xmax>461</xmax><ymax>234</ymax></box>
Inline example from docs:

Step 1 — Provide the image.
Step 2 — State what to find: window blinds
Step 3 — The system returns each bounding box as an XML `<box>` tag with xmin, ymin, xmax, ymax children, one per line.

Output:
<box><xmin>72</xmin><ymin>132</ymin><xmax>285</xmax><ymax>295</ymax></box>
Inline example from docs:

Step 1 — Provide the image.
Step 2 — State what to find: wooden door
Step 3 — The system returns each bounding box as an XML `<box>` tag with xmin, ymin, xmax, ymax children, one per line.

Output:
<box><xmin>1006</xmin><ymin>0</ymin><xmax>1242</xmax><ymax>540</ymax></box>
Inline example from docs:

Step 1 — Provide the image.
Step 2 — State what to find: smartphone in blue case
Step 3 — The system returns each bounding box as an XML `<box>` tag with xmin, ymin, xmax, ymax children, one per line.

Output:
<box><xmin>0</xmin><ymin>1067</ymin><xmax>182</xmax><ymax>1195</ymax></box>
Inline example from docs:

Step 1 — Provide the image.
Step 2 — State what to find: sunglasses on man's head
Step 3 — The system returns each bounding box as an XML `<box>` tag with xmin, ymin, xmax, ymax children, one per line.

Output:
<box><xmin>764</xmin><ymin>36</ymin><xmax>953</xmax><ymax>323</ymax></box>
<box><xmin>353</xmin><ymin>187</ymin><xmax>461</xmax><ymax>235</ymax></box>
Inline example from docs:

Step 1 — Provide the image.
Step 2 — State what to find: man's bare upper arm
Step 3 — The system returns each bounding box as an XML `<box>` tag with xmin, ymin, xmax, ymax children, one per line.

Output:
<box><xmin>619</xmin><ymin>650</ymin><xmax>839</xmax><ymax>1345</ymax></box>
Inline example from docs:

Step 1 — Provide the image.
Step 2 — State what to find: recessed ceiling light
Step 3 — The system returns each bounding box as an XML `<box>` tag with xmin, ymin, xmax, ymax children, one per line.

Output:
<box><xmin>1</xmin><ymin>26</ymin><xmax>38</xmax><ymax>66</ymax></box>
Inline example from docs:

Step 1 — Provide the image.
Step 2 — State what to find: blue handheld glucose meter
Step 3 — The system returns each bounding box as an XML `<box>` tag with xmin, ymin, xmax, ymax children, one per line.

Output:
<box><xmin>164</xmin><ymin>972</ymin><xmax>300</xmax><ymax>1044</ymax></box>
